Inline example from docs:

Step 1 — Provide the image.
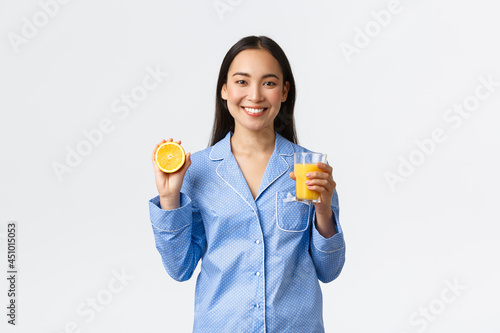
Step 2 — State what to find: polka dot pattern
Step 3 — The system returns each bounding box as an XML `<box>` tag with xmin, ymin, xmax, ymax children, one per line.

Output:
<box><xmin>149</xmin><ymin>132</ymin><xmax>346</xmax><ymax>332</ymax></box>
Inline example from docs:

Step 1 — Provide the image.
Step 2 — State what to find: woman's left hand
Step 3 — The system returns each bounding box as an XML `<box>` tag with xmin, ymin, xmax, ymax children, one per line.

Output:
<box><xmin>289</xmin><ymin>162</ymin><xmax>336</xmax><ymax>217</ymax></box>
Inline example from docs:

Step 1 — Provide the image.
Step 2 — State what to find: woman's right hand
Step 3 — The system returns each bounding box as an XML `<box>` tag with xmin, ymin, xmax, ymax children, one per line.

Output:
<box><xmin>152</xmin><ymin>138</ymin><xmax>192</xmax><ymax>210</ymax></box>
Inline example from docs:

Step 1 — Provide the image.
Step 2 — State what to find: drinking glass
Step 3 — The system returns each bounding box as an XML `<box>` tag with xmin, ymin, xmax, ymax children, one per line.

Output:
<box><xmin>294</xmin><ymin>152</ymin><xmax>327</xmax><ymax>203</ymax></box>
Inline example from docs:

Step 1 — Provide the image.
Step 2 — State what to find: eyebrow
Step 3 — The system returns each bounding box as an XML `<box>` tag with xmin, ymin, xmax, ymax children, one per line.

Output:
<box><xmin>232</xmin><ymin>72</ymin><xmax>280</xmax><ymax>80</ymax></box>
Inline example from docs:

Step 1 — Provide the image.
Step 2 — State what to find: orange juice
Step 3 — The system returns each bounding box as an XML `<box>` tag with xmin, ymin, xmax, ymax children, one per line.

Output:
<box><xmin>294</xmin><ymin>163</ymin><xmax>322</xmax><ymax>202</ymax></box>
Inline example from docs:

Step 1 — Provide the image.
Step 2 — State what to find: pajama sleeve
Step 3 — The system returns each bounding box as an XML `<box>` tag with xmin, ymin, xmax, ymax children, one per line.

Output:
<box><xmin>309</xmin><ymin>188</ymin><xmax>346</xmax><ymax>283</ymax></box>
<box><xmin>149</xmin><ymin>180</ymin><xmax>206</xmax><ymax>282</ymax></box>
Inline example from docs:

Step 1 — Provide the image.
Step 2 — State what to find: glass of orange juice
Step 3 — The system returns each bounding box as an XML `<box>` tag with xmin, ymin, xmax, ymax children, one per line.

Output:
<box><xmin>294</xmin><ymin>152</ymin><xmax>327</xmax><ymax>203</ymax></box>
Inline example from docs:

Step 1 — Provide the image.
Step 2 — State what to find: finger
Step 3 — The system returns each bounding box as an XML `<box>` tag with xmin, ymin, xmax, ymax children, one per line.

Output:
<box><xmin>179</xmin><ymin>152</ymin><xmax>192</xmax><ymax>175</ymax></box>
<box><xmin>152</xmin><ymin>145</ymin><xmax>159</xmax><ymax>164</ymax></box>
<box><xmin>153</xmin><ymin>139</ymin><xmax>165</xmax><ymax>150</ymax></box>
<box><xmin>152</xmin><ymin>151</ymin><xmax>160</xmax><ymax>171</ymax></box>
<box><xmin>316</xmin><ymin>162</ymin><xmax>333</xmax><ymax>174</ymax></box>
<box><xmin>153</xmin><ymin>160</ymin><xmax>161</xmax><ymax>173</ymax></box>
<box><xmin>306</xmin><ymin>184</ymin><xmax>330</xmax><ymax>193</ymax></box>
<box><xmin>152</xmin><ymin>142</ymin><xmax>162</xmax><ymax>161</ymax></box>
<box><xmin>307</xmin><ymin>174</ymin><xmax>336</xmax><ymax>194</ymax></box>
<box><xmin>306</xmin><ymin>171</ymin><xmax>330</xmax><ymax>179</ymax></box>
<box><xmin>307</xmin><ymin>178</ymin><xmax>336</xmax><ymax>193</ymax></box>
<box><xmin>289</xmin><ymin>171</ymin><xmax>296</xmax><ymax>181</ymax></box>
<box><xmin>306</xmin><ymin>180</ymin><xmax>332</xmax><ymax>192</ymax></box>
<box><xmin>306</xmin><ymin>178</ymin><xmax>330</xmax><ymax>186</ymax></box>
<box><xmin>156</xmin><ymin>139</ymin><xmax>167</xmax><ymax>145</ymax></box>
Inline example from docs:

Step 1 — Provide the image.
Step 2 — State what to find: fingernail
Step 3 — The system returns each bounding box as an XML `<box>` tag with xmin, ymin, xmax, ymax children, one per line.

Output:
<box><xmin>305</xmin><ymin>180</ymin><xmax>311</xmax><ymax>185</ymax></box>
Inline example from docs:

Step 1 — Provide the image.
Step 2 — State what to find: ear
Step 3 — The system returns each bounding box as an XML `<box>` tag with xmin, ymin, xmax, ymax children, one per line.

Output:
<box><xmin>281</xmin><ymin>81</ymin><xmax>290</xmax><ymax>102</ymax></box>
<box><xmin>221</xmin><ymin>83</ymin><xmax>228</xmax><ymax>100</ymax></box>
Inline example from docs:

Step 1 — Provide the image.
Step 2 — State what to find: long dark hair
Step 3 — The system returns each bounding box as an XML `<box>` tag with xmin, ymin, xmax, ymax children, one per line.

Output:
<box><xmin>209</xmin><ymin>35</ymin><xmax>298</xmax><ymax>146</ymax></box>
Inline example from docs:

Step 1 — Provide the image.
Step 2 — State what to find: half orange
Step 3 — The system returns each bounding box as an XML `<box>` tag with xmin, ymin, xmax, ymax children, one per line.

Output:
<box><xmin>155</xmin><ymin>142</ymin><xmax>186</xmax><ymax>173</ymax></box>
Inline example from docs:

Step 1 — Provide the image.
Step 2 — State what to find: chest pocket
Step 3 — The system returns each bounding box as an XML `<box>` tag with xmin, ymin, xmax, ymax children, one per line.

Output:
<box><xmin>275</xmin><ymin>191</ymin><xmax>312</xmax><ymax>232</ymax></box>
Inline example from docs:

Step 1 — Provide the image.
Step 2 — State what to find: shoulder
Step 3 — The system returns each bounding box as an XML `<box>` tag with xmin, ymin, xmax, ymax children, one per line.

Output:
<box><xmin>290</xmin><ymin>142</ymin><xmax>313</xmax><ymax>154</ymax></box>
<box><xmin>190</xmin><ymin>145</ymin><xmax>212</xmax><ymax>161</ymax></box>
<box><xmin>181</xmin><ymin>146</ymin><xmax>214</xmax><ymax>195</ymax></box>
<box><xmin>286</xmin><ymin>137</ymin><xmax>316</xmax><ymax>155</ymax></box>
<box><xmin>186</xmin><ymin>146</ymin><xmax>213</xmax><ymax>173</ymax></box>
<box><xmin>185</xmin><ymin>132</ymin><xmax>231</xmax><ymax>175</ymax></box>
<box><xmin>275</xmin><ymin>133</ymin><xmax>313</xmax><ymax>156</ymax></box>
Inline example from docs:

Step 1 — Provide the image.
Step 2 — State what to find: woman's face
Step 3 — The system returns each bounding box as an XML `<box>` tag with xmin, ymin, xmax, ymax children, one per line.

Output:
<box><xmin>221</xmin><ymin>48</ymin><xmax>289</xmax><ymax>134</ymax></box>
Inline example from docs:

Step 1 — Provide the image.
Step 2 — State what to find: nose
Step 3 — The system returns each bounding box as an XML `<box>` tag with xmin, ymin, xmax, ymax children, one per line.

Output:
<box><xmin>248</xmin><ymin>84</ymin><xmax>264</xmax><ymax>102</ymax></box>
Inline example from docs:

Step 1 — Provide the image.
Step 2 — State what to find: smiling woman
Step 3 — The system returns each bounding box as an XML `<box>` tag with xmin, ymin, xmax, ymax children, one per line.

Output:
<box><xmin>148</xmin><ymin>35</ymin><xmax>346</xmax><ymax>332</ymax></box>
<box><xmin>211</xmin><ymin>36</ymin><xmax>297</xmax><ymax>146</ymax></box>
<box><xmin>221</xmin><ymin>48</ymin><xmax>290</xmax><ymax>135</ymax></box>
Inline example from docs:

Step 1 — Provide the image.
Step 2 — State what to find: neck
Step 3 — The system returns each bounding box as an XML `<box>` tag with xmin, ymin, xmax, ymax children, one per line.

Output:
<box><xmin>231</xmin><ymin>127</ymin><xmax>276</xmax><ymax>155</ymax></box>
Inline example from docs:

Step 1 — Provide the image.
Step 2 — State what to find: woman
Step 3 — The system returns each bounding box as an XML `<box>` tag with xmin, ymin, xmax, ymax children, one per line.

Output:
<box><xmin>149</xmin><ymin>35</ymin><xmax>345</xmax><ymax>332</ymax></box>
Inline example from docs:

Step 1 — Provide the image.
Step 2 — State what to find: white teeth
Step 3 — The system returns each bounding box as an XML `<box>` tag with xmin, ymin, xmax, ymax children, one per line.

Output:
<box><xmin>244</xmin><ymin>107</ymin><xmax>265</xmax><ymax>114</ymax></box>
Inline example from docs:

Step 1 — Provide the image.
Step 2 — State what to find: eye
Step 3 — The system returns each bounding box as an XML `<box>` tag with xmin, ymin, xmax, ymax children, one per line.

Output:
<box><xmin>236</xmin><ymin>80</ymin><xmax>247</xmax><ymax>84</ymax></box>
<box><xmin>264</xmin><ymin>81</ymin><xmax>277</xmax><ymax>86</ymax></box>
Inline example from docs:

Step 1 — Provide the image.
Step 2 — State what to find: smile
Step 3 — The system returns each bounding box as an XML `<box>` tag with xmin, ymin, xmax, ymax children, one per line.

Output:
<box><xmin>243</xmin><ymin>107</ymin><xmax>267</xmax><ymax>114</ymax></box>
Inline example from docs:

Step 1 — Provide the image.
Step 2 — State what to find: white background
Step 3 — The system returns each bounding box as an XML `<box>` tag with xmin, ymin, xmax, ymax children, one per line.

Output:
<box><xmin>1</xmin><ymin>0</ymin><xmax>499</xmax><ymax>332</ymax></box>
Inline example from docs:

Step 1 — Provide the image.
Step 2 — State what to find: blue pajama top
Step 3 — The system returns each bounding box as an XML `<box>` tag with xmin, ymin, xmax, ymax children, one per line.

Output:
<box><xmin>149</xmin><ymin>132</ymin><xmax>345</xmax><ymax>332</ymax></box>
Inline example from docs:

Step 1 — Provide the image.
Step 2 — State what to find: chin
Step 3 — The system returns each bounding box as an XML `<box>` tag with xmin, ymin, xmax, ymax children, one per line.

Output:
<box><xmin>242</xmin><ymin>122</ymin><xmax>274</xmax><ymax>133</ymax></box>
